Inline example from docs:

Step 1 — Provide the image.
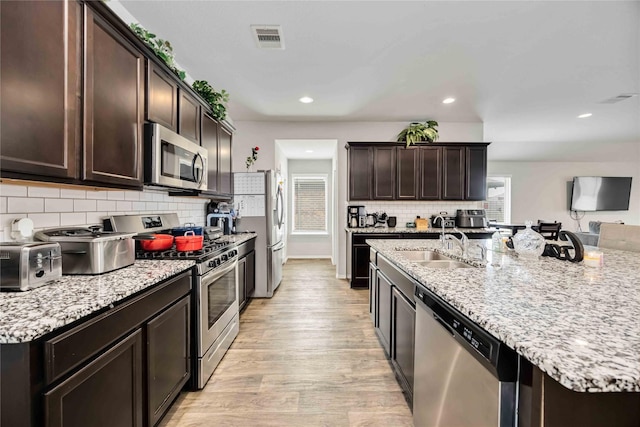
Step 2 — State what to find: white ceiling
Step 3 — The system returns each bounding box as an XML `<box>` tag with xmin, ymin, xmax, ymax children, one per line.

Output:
<box><xmin>116</xmin><ymin>1</ymin><xmax>640</xmax><ymax>161</ymax></box>
<box><xmin>276</xmin><ymin>139</ymin><xmax>337</xmax><ymax>160</ymax></box>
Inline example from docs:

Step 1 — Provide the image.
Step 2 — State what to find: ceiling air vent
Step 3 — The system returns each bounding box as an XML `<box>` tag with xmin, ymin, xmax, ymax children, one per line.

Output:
<box><xmin>599</xmin><ymin>93</ymin><xmax>638</xmax><ymax>104</ymax></box>
<box><xmin>251</xmin><ymin>25</ymin><xmax>284</xmax><ymax>49</ymax></box>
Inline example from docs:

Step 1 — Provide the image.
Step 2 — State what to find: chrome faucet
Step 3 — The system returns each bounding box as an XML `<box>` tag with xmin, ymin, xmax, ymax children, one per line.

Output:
<box><xmin>434</xmin><ymin>215</ymin><xmax>446</xmax><ymax>248</ymax></box>
<box><xmin>444</xmin><ymin>228</ymin><xmax>470</xmax><ymax>257</ymax></box>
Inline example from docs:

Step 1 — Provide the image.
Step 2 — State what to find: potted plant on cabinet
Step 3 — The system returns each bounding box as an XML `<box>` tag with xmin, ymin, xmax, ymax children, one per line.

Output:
<box><xmin>397</xmin><ymin>120</ymin><xmax>439</xmax><ymax>147</ymax></box>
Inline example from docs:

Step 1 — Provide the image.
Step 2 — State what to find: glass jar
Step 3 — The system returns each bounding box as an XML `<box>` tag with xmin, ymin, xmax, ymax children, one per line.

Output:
<box><xmin>512</xmin><ymin>221</ymin><xmax>545</xmax><ymax>259</ymax></box>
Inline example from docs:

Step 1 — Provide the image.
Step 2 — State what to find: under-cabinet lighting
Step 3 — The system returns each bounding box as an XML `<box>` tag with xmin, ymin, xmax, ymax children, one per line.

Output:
<box><xmin>299</xmin><ymin>96</ymin><xmax>314</xmax><ymax>104</ymax></box>
<box><xmin>442</xmin><ymin>97</ymin><xmax>456</xmax><ymax>104</ymax></box>
<box><xmin>577</xmin><ymin>113</ymin><xmax>592</xmax><ymax>118</ymax></box>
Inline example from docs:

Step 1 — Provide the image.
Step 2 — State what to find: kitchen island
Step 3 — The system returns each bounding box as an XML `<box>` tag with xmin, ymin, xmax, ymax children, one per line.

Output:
<box><xmin>368</xmin><ymin>239</ymin><xmax>640</xmax><ymax>427</ymax></box>
<box><xmin>346</xmin><ymin>226</ymin><xmax>494</xmax><ymax>287</ymax></box>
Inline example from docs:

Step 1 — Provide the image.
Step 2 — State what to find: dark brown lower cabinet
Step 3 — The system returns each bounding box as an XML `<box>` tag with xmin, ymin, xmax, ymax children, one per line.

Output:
<box><xmin>44</xmin><ymin>330</ymin><xmax>144</xmax><ymax>427</ymax></box>
<box><xmin>375</xmin><ymin>272</ymin><xmax>392</xmax><ymax>357</ymax></box>
<box><xmin>238</xmin><ymin>239</ymin><xmax>256</xmax><ymax>311</ymax></box>
<box><xmin>147</xmin><ymin>297</ymin><xmax>191</xmax><ymax>426</ymax></box>
<box><xmin>391</xmin><ymin>287</ymin><xmax>415</xmax><ymax>403</ymax></box>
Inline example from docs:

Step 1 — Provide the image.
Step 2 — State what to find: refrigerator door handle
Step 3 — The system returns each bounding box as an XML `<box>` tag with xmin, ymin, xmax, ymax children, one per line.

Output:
<box><xmin>275</xmin><ymin>184</ymin><xmax>284</xmax><ymax>229</ymax></box>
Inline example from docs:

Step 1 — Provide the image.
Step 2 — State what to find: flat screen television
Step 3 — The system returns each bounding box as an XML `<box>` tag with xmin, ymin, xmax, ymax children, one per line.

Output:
<box><xmin>570</xmin><ymin>176</ymin><xmax>632</xmax><ymax>211</ymax></box>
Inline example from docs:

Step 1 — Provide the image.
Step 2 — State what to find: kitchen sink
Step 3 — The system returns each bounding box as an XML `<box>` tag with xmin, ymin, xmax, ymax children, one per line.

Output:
<box><xmin>397</xmin><ymin>250</ymin><xmax>453</xmax><ymax>261</ymax></box>
<box><xmin>415</xmin><ymin>260</ymin><xmax>475</xmax><ymax>269</ymax></box>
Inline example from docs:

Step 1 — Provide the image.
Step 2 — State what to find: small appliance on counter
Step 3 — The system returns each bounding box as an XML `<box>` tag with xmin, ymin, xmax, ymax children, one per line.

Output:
<box><xmin>0</xmin><ymin>242</ymin><xmax>62</xmax><ymax>291</ymax></box>
<box><xmin>207</xmin><ymin>201</ymin><xmax>237</xmax><ymax>235</ymax></box>
<box><xmin>431</xmin><ymin>213</ymin><xmax>456</xmax><ymax>229</ymax></box>
<box><xmin>456</xmin><ymin>209</ymin><xmax>488</xmax><ymax>228</ymax></box>
<box><xmin>35</xmin><ymin>227</ymin><xmax>136</xmax><ymax>275</ymax></box>
<box><xmin>347</xmin><ymin>205</ymin><xmax>367</xmax><ymax>228</ymax></box>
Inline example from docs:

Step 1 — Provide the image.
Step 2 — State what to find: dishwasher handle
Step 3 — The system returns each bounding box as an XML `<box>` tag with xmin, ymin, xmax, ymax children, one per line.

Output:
<box><xmin>433</xmin><ymin>313</ymin><xmax>455</xmax><ymax>336</ymax></box>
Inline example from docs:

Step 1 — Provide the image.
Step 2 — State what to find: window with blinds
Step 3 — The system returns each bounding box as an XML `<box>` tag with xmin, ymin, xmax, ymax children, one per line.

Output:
<box><xmin>292</xmin><ymin>175</ymin><xmax>327</xmax><ymax>233</ymax></box>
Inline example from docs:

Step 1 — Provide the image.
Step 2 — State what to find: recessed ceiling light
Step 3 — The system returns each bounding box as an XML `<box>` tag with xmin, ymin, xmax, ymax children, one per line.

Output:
<box><xmin>299</xmin><ymin>96</ymin><xmax>314</xmax><ymax>104</ymax></box>
<box><xmin>442</xmin><ymin>97</ymin><xmax>455</xmax><ymax>104</ymax></box>
<box><xmin>577</xmin><ymin>113</ymin><xmax>592</xmax><ymax>118</ymax></box>
<box><xmin>305</xmin><ymin>150</ymin><xmax>314</xmax><ymax>153</ymax></box>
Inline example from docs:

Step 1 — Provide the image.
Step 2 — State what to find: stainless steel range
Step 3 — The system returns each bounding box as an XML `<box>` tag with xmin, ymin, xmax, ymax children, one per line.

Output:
<box><xmin>104</xmin><ymin>213</ymin><xmax>239</xmax><ymax>389</ymax></box>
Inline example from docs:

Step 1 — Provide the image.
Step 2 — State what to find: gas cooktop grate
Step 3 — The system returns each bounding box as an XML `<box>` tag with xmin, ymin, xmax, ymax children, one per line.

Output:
<box><xmin>135</xmin><ymin>240</ymin><xmax>230</xmax><ymax>261</ymax></box>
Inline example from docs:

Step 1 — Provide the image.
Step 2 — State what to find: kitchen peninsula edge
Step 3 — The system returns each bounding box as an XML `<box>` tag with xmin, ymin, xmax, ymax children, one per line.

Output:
<box><xmin>346</xmin><ymin>227</ymin><xmax>493</xmax><ymax>288</ymax></box>
<box><xmin>369</xmin><ymin>239</ymin><xmax>639</xmax><ymax>426</ymax></box>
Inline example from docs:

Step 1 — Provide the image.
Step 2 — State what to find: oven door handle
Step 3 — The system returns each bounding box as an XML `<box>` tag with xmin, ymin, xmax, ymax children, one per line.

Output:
<box><xmin>205</xmin><ymin>259</ymin><xmax>238</xmax><ymax>283</ymax></box>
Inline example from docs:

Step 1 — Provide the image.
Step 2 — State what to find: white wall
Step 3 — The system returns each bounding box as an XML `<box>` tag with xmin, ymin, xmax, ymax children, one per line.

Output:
<box><xmin>488</xmin><ymin>161</ymin><xmax>640</xmax><ymax>230</ymax></box>
<box><xmin>287</xmin><ymin>159</ymin><xmax>333</xmax><ymax>258</ymax></box>
<box><xmin>232</xmin><ymin>120</ymin><xmax>484</xmax><ymax>278</ymax></box>
<box><xmin>0</xmin><ymin>182</ymin><xmax>209</xmax><ymax>240</ymax></box>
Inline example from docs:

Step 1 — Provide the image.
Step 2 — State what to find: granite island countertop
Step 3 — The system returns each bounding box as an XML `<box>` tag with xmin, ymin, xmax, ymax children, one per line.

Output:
<box><xmin>368</xmin><ymin>239</ymin><xmax>640</xmax><ymax>393</ymax></box>
<box><xmin>0</xmin><ymin>260</ymin><xmax>196</xmax><ymax>344</ymax></box>
<box><xmin>346</xmin><ymin>226</ymin><xmax>495</xmax><ymax>234</ymax></box>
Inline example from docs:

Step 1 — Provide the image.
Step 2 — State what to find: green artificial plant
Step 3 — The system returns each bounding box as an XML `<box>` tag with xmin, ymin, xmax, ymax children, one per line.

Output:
<box><xmin>192</xmin><ymin>80</ymin><xmax>229</xmax><ymax>121</ymax></box>
<box><xmin>129</xmin><ymin>23</ymin><xmax>186</xmax><ymax>80</ymax></box>
<box><xmin>397</xmin><ymin>120</ymin><xmax>439</xmax><ymax>147</ymax></box>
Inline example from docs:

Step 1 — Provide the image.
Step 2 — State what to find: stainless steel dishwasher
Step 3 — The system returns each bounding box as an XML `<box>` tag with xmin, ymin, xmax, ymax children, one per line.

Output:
<box><xmin>413</xmin><ymin>283</ymin><xmax>518</xmax><ymax>427</ymax></box>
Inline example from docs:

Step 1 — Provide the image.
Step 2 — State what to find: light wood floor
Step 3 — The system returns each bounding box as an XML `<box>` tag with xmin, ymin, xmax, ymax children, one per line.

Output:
<box><xmin>160</xmin><ymin>259</ymin><xmax>413</xmax><ymax>427</ymax></box>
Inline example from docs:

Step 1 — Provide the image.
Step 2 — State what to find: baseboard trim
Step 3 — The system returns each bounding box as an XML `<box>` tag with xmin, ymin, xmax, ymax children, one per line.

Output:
<box><xmin>336</xmin><ymin>274</ymin><xmax>346</xmax><ymax>279</ymax></box>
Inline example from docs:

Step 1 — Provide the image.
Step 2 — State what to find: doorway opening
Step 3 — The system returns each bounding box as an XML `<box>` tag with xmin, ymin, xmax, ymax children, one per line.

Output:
<box><xmin>275</xmin><ymin>139</ymin><xmax>338</xmax><ymax>266</ymax></box>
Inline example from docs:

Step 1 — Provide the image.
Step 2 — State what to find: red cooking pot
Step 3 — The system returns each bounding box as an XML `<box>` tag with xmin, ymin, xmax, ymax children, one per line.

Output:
<box><xmin>134</xmin><ymin>234</ymin><xmax>174</xmax><ymax>251</ymax></box>
<box><xmin>175</xmin><ymin>231</ymin><xmax>204</xmax><ymax>252</ymax></box>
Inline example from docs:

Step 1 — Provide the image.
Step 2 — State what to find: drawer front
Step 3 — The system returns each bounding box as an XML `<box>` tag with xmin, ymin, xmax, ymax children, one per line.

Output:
<box><xmin>44</xmin><ymin>271</ymin><xmax>191</xmax><ymax>384</ymax></box>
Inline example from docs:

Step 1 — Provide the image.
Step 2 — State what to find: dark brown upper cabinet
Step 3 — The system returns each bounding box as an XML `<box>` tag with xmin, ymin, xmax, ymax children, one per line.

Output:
<box><xmin>178</xmin><ymin>90</ymin><xmax>201</xmax><ymax>144</ymax></box>
<box><xmin>0</xmin><ymin>0</ymin><xmax>80</xmax><ymax>180</ymax></box>
<box><xmin>373</xmin><ymin>146</ymin><xmax>396</xmax><ymax>200</ymax></box>
<box><xmin>1</xmin><ymin>1</ymin><xmax>144</xmax><ymax>189</ymax></box>
<box><xmin>348</xmin><ymin>146</ymin><xmax>373</xmax><ymax>200</ymax></box>
<box><xmin>418</xmin><ymin>146</ymin><xmax>442</xmax><ymax>200</ymax></box>
<box><xmin>442</xmin><ymin>146</ymin><xmax>465</xmax><ymax>200</ymax></box>
<box><xmin>200</xmin><ymin>114</ymin><xmax>233</xmax><ymax>199</ymax></box>
<box><xmin>147</xmin><ymin>62</ymin><xmax>178</xmax><ymax>131</ymax></box>
<box><xmin>397</xmin><ymin>147</ymin><xmax>419</xmax><ymax>199</ymax></box>
<box><xmin>465</xmin><ymin>145</ymin><xmax>488</xmax><ymax>200</ymax></box>
<box><xmin>347</xmin><ymin>142</ymin><xmax>489</xmax><ymax>201</ymax></box>
<box><xmin>83</xmin><ymin>6</ymin><xmax>144</xmax><ymax>188</ymax></box>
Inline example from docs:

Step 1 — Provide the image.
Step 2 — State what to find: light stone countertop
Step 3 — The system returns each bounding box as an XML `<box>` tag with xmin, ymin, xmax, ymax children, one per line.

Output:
<box><xmin>368</xmin><ymin>239</ymin><xmax>640</xmax><ymax>393</ymax></box>
<box><xmin>346</xmin><ymin>226</ymin><xmax>495</xmax><ymax>234</ymax></box>
<box><xmin>0</xmin><ymin>260</ymin><xmax>196</xmax><ymax>344</ymax></box>
<box><xmin>0</xmin><ymin>234</ymin><xmax>257</xmax><ymax>344</ymax></box>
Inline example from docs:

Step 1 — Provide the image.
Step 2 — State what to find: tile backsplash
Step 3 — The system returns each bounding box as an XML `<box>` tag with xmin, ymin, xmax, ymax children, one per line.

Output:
<box><xmin>353</xmin><ymin>200</ymin><xmax>483</xmax><ymax>226</ymax></box>
<box><xmin>0</xmin><ymin>183</ymin><xmax>209</xmax><ymax>240</ymax></box>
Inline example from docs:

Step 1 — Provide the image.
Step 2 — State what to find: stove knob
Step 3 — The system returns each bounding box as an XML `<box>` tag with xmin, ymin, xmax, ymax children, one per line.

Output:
<box><xmin>221</xmin><ymin>254</ymin><xmax>228</xmax><ymax>262</ymax></box>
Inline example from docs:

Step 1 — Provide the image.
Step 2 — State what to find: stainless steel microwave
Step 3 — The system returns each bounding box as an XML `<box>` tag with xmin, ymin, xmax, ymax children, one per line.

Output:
<box><xmin>145</xmin><ymin>123</ymin><xmax>208</xmax><ymax>191</ymax></box>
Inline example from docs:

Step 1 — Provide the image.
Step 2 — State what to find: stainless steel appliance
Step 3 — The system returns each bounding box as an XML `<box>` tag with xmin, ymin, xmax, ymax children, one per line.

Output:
<box><xmin>347</xmin><ymin>205</ymin><xmax>366</xmax><ymax>228</ymax></box>
<box><xmin>105</xmin><ymin>213</ymin><xmax>239</xmax><ymax>389</ymax></box>
<box><xmin>456</xmin><ymin>209</ymin><xmax>488</xmax><ymax>228</ymax></box>
<box><xmin>414</xmin><ymin>283</ymin><xmax>517</xmax><ymax>427</ymax></box>
<box><xmin>233</xmin><ymin>171</ymin><xmax>284</xmax><ymax>297</ymax></box>
<box><xmin>0</xmin><ymin>242</ymin><xmax>62</xmax><ymax>291</ymax></box>
<box><xmin>34</xmin><ymin>227</ymin><xmax>135</xmax><ymax>275</ymax></box>
<box><xmin>431</xmin><ymin>214</ymin><xmax>456</xmax><ymax>228</ymax></box>
<box><xmin>145</xmin><ymin>123</ymin><xmax>208</xmax><ymax>191</ymax></box>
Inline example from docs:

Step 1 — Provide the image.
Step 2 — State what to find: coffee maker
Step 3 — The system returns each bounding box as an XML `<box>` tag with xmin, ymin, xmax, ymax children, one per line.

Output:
<box><xmin>207</xmin><ymin>201</ymin><xmax>237</xmax><ymax>235</ymax></box>
<box><xmin>347</xmin><ymin>205</ymin><xmax>366</xmax><ymax>228</ymax></box>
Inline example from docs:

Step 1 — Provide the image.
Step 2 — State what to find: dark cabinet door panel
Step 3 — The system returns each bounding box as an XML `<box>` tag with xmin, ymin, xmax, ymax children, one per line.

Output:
<box><xmin>392</xmin><ymin>288</ymin><xmax>415</xmax><ymax>395</ymax></box>
<box><xmin>376</xmin><ymin>273</ymin><xmax>392</xmax><ymax>356</ymax></box>
<box><xmin>419</xmin><ymin>146</ymin><xmax>442</xmax><ymax>200</ymax></box>
<box><xmin>178</xmin><ymin>90</ymin><xmax>201</xmax><ymax>144</ymax></box>
<box><xmin>373</xmin><ymin>147</ymin><xmax>396</xmax><ymax>200</ymax></box>
<box><xmin>0</xmin><ymin>0</ymin><xmax>80</xmax><ymax>179</ymax></box>
<box><xmin>466</xmin><ymin>145</ymin><xmax>488</xmax><ymax>200</ymax></box>
<box><xmin>352</xmin><ymin>245</ymin><xmax>370</xmax><ymax>288</ymax></box>
<box><xmin>348</xmin><ymin>147</ymin><xmax>372</xmax><ymax>200</ymax></box>
<box><xmin>200</xmin><ymin>114</ymin><xmax>219</xmax><ymax>194</ymax></box>
<box><xmin>84</xmin><ymin>7</ymin><xmax>143</xmax><ymax>187</ymax></box>
<box><xmin>44</xmin><ymin>330</ymin><xmax>143</xmax><ymax>427</ymax></box>
<box><xmin>218</xmin><ymin>124</ymin><xmax>233</xmax><ymax>195</ymax></box>
<box><xmin>147</xmin><ymin>296</ymin><xmax>190</xmax><ymax>426</ymax></box>
<box><xmin>246</xmin><ymin>251</ymin><xmax>256</xmax><ymax>298</ymax></box>
<box><xmin>442</xmin><ymin>146</ymin><xmax>465</xmax><ymax>200</ymax></box>
<box><xmin>147</xmin><ymin>63</ymin><xmax>178</xmax><ymax>131</ymax></box>
<box><xmin>397</xmin><ymin>148</ymin><xmax>418</xmax><ymax>199</ymax></box>
<box><xmin>238</xmin><ymin>256</ymin><xmax>247</xmax><ymax>308</ymax></box>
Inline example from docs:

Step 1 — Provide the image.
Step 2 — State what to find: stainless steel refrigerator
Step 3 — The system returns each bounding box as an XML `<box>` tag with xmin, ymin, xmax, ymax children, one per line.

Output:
<box><xmin>234</xmin><ymin>170</ymin><xmax>284</xmax><ymax>297</ymax></box>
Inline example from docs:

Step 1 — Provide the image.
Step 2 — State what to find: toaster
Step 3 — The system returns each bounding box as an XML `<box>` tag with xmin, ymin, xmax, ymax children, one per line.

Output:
<box><xmin>0</xmin><ymin>242</ymin><xmax>62</xmax><ymax>291</ymax></box>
